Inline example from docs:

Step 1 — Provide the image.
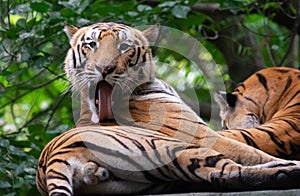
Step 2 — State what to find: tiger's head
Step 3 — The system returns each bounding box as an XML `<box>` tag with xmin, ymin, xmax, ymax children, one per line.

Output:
<box><xmin>64</xmin><ymin>22</ymin><xmax>160</xmax><ymax>90</ymax></box>
<box><xmin>64</xmin><ymin>22</ymin><xmax>160</xmax><ymax>123</ymax></box>
<box><xmin>214</xmin><ymin>91</ymin><xmax>260</xmax><ymax>129</ymax></box>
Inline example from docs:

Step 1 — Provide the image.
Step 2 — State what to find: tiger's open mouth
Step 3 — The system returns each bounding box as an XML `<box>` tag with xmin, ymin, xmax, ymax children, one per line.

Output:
<box><xmin>95</xmin><ymin>81</ymin><xmax>114</xmax><ymax>122</ymax></box>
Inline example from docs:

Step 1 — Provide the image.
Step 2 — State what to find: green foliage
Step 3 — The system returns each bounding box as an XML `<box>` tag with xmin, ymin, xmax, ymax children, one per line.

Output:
<box><xmin>0</xmin><ymin>0</ymin><xmax>298</xmax><ymax>194</ymax></box>
<box><xmin>0</xmin><ymin>137</ymin><xmax>37</xmax><ymax>195</ymax></box>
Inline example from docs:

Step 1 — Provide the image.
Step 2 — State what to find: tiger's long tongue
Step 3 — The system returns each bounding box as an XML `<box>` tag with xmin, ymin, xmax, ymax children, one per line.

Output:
<box><xmin>97</xmin><ymin>81</ymin><xmax>114</xmax><ymax>122</ymax></box>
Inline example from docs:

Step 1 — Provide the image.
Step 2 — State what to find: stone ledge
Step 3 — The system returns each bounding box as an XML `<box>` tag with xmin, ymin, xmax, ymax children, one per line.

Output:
<box><xmin>145</xmin><ymin>189</ymin><xmax>300</xmax><ymax>196</ymax></box>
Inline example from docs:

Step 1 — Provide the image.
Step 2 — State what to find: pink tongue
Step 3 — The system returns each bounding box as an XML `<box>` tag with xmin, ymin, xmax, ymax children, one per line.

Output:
<box><xmin>97</xmin><ymin>81</ymin><xmax>114</xmax><ymax>122</ymax></box>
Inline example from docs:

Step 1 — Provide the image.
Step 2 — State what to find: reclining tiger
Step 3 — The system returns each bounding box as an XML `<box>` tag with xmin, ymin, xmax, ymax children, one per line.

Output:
<box><xmin>36</xmin><ymin>22</ymin><xmax>300</xmax><ymax>196</ymax></box>
<box><xmin>214</xmin><ymin>67</ymin><xmax>300</xmax><ymax>160</ymax></box>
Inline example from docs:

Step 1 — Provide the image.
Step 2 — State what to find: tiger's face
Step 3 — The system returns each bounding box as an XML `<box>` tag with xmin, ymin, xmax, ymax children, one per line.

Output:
<box><xmin>64</xmin><ymin>22</ymin><xmax>160</xmax><ymax>123</ymax></box>
<box><xmin>214</xmin><ymin>91</ymin><xmax>260</xmax><ymax>129</ymax></box>
<box><xmin>64</xmin><ymin>22</ymin><xmax>159</xmax><ymax>91</ymax></box>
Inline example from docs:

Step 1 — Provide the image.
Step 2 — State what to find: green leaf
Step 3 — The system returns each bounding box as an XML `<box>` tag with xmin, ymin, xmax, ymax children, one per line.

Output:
<box><xmin>8</xmin><ymin>146</ymin><xmax>26</xmax><ymax>156</ymax></box>
<box><xmin>15</xmin><ymin>164</ymin><xmax>25</xmax><ymax>176</ymax></box>
<box><xmin>30</xmin><ymin>2</ymin><xmax>51</xmax><ymax>13</ymax></box>
<box><xmin>76</xmin><ymin>0</ymin><xmax>89</xmax><ymax>14</ymax></box>
<box><xmin>0</xmin><ymin>181</ymin><xmax>11</xmax><ymax>188</ymax></box>
<box><xmin>10</xmin><ymin>4</ymin><xmax>31</xmax><ymax>15</ymax></box>
<box><xmin>16</xmin><ymin>18</ymin><xmax>27</xmax><ymax>29</ymax></box>
<box><xmin>137</xmin><ymin>4</ymin><xmax>152</xmax><ymax>12</ymax></box>
<box><xmin>159</xmin><ymin>1</ymin><xmax>176</xmax><ymax>8</ymax></box>
<box><xmin>28</xmin><ymin>124</ymin><xmax>45</xmax><ymax>134</ymax></box>
<box><xmin>127</xmin><ymin>11</ymin><xmax>138</xmax><ymax>17</ymax></box>
<box><xmin>13</xmin><ymin>177</ymin><xmax>25</xmax><ymax>188</ymax></box>
<box><xmin>172</xmin><ymin>5</ymin><xmax>190</xmax><ymax>19</ymax></box>
<box><xmin>46</xmin><ymin>124</ymin><xmax>70</xmax><ymax>134</ymax></box>
<box><xmin>0</xmin><ymin>139</ymin><xmax>10</xmax><ymax>148</ymax></box>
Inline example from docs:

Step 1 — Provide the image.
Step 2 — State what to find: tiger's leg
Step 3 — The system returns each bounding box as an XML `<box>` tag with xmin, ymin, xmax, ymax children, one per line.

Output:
<box><xmin>194</xmin><ymin>130</ymin><xmax>283</xmax><ymax>165</ymax></box>
<box><xmin>172</xmin><ymin>147</ymin><xmax>300</xmax><ymax>190</ymax></box>
<box><xmin>45</xmin><ymin>161</ymin><xmax>110</xmax><ymax>196</ymax></box>
<box><xmin>54</xmin><ymin>148</ymin><xmax>300</xmax><ymax>194</ymax></box>
<box><xmin>73</xmin><ymin>161</ymin><xmax>110</xmax><ymax>187</ymax></box>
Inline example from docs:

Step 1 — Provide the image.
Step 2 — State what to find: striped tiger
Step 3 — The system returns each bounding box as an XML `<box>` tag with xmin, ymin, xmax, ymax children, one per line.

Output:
<box><xmin>36</xmin><ymin>23</ymin><xmax>300</xmax><ymax>195</ymax></box>
<box><xmin>214</xmin><ymin>67</ymin><xmax>300</xmax><ymax>160</ymax></box>
<box><xmin>37</xmin><ymin>126</ymin><xmax>300</xmax><ymax>195</ymax></box>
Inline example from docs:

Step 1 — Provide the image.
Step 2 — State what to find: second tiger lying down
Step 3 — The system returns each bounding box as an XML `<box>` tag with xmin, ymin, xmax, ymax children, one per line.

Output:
<box><xmin>214</xmin><ymin>67</ymin><xmax>300</xmax><ymax>160</ymax></box>
<box><xmin>36</xmin><ymin>22</ymin><xmax>300</xmax><ymax>195</ymax></box>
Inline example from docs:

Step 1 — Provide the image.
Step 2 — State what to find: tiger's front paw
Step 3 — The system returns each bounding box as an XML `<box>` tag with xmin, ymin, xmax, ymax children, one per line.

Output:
<box><xmin>81</xmin><ymin>161</ymin><xmax>110</xmax><ymax>185</ymax></box>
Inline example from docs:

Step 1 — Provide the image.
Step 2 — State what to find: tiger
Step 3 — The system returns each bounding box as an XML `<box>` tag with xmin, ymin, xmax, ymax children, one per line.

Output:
<box><xmin>36</xmin><ymin>22</ymin><xmax>300</xmax><ymax>195</ymax></box>
<box><xmin>37</xmin><ymin>125</ymin><xmax>300</xmax><ymax>195</ymax></box>
<box><xmin>214</xmin><ymin>67</ymin><xmax>300</xmax><ymax>160</ymax></box>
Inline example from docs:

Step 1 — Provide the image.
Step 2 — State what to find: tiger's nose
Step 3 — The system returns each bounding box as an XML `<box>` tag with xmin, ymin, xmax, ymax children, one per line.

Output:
<box><xmin>96</xmin><ymin>65</ymin><xmax>116</xmax><ymax>78</ymax></box>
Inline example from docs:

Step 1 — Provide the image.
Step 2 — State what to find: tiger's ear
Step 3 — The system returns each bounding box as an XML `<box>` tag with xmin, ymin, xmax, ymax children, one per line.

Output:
<box><xmin>226</xmin><ymin>93</ymin><xmax>237</xmax><ymax>107</ymax></box>
<box><xmin>214</xmin><ymin>91</ymin><xmax>237</xmax><ymax>110</ymax></box>
<box><xmin>142</xmin><ymin>24</ymin><xmax>160</xmax><ymax>44</ymax></box>
<box><xmin>64</xmin><ymin>25</ymin><xmax>79</xmax><ymax>40</ymax></box>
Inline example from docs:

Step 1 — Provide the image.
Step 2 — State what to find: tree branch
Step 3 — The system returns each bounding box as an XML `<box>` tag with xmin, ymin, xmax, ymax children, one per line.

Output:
<box><xmin>278</xmin><ymin>0</ymin><xmax>300</xmax><ymax>66</ymax></box>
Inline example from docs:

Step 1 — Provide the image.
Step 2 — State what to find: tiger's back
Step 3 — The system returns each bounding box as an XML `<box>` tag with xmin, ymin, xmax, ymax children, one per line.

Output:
<box><xmin>215</xmin><ymin>67</ymin><xmax>300</xmax><ymax>159</ymax></box>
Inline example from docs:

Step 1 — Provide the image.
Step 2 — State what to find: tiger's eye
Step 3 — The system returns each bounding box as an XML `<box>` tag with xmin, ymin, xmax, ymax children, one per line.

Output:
<box><xmin>119</xmin><ymin>43</ymin><xmax>130</xmax><ymax>51</ymax></box>
<box><xmin>89</xmin><ymin>42</ymin><xmax>96</xmax><ymax>48</ymax></box>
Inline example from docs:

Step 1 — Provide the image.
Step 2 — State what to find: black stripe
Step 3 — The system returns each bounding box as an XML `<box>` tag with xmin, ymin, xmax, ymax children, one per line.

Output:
<box><xmin>281</xmin><ymin>119</ymin><xmax>300</xmax><ymax>133</ymax></box>
<box><xmin>284</xmin><ymin>76</ymin><xmax>292</xmax><ymax>90</ymax></box>
<box><xmin>277</xmin><ymin>76</ymin><xmax>292</xmax><ymax>100</ymax></box>
<box><xmin>36</xmin><ymin>170</ymin><xmax>48</xmax><ymax>194</ymax></box>
<box><xmin>142</xmin><ymin>53</ymin><xmax>147</xmax><ymax>63</ymax></box>
<box><xmin>48</xmin><ymin>183</ymin><xmax>72</xmax><ymax>195</ymax></box>
<box><xmin>286</xmin><ymin>102</ymin><xmax>300</xmax><ymax>109</ymax></box>
<box><xmin>80</xmin><ymin>34</ymin><xmax>85</xmax><ymax>41</ymax></box>
<box><xmin>81</xmin><ymin>44</ymin><xmax>87</xmax><ymax>56</ymax></box>
<box><xmin>114</xmin><ymin>133</ymin><xmax>177</xmax><ymax>181</ymax></box>
<box><xmin>132</xmin><ymin>89</ymin><xmax>178</xmax><ymax>97</ymax></box>
<box><xmin>204</xmin><ymin>154</ymin><xmax>224</xmax><ymax>167</ymax></box>
<box><xmin>60</xmin><ymin>139</ymin><xmax>163</xmax><ymax>182</ymax></box>
<box><xmin>134</xmin><ymin>47</ymin><xmax>141</xmax><ymax>65</ymax></box>
<box><xmin>145</xmin><ymin>139</ymin><xmax>172</xmax><ymax>180</ymax></box>
<box><xmin>63</xmin><ymin>141</ymin><xmax>87</xmax><ymax>149</ymax></box>
<box><xmin>285</xmin><ymin>90</ymin><xmax>300</xmax><ymax>107</ymax></box>
<box><xmin>171</xmin><ymin>116</ymin><xmax>207</xmax><ymax>126</ymax></box>
<box><xmin>115</xmin><ymin>133</ymin><xmax>146</xmax><ymax>152</ymax></box>
<box><xmin>72</xmin><ymin>49</ymin><xmax>76</xmax><ymax>68</ymax></box>
<box><xmin>261</xmin><ymin>110</ymin><xmax>266</xmax><ymax>123</ymax></box>
<box><xmin>51</xmin><ymin>131</ymin><xmax>82</xmax><ymax>151</ymax></box>
<box><xmin>187</xmin><ymin>158</ymin><xmax>202</xmax><ymax>179</ymax></box>
<box><xmin>219</xmin><ymin>162</ymin><xmax>229</xmax><ymax>177</ymax></box>
<box><xmin>47</xmin><ymin>159</ymin><xmax>70</xmax><ymax>168</ymax></box>
<box><xmin>77</xmin><ymin>44</ymin><xmax>82</xmax><ymax>65</ymax></box>
<box><xmin>47</xmin><ymin>169</ymin><xmax>71</xmax><ymax>185</ymax></box>
<box><xmin>240</xmin><ymin>131</ymin><xmax>259</xmax><ymax>149</ymax></box>
<box><xmin>256</xmin><ymin>73</ymin><xmax>268</xmax><ymax>90</ymax></box>
<box><xmin>256</xmin><ymin>127</ymin><xmax>286</xmax><ymax>151</ymax></box>
<box><xmin>233</xmin><ymin>83</ymin><xmax>245</xmax><ymax>93</ymax></box>
<box><xmin>167</xmin><ymin>146</ymin><xmax>193</xmax><ymax>181</ymax></box>
<box><xmin>274</xmin><ymin>69</ymin><xmax>291</xmax><ymax>73</ymax></box>
<box><xmin>51</xmin><ymin>150</ymin><xmax>72</xmax><ymax>157</ymax></box>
